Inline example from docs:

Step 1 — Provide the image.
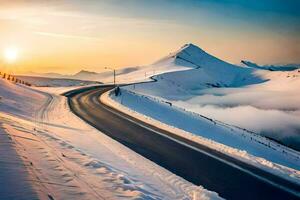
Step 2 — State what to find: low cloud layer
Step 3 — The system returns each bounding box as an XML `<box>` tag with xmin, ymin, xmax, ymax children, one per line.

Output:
<box><xmin>188</xmin><ymin>88</ymin><xmax>300</xmax><ymax>111</ymax></box>
<box><xmin>175</xmin><ymin>87</ymin><xmax>300</xmax><ymax>150</ymax></box>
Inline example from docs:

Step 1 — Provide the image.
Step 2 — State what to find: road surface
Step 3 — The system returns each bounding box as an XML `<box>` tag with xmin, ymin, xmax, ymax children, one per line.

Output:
<box><xmin>65</xmin><ymin>85</ymin><xmax>300</xmax><ymax>200</ymax></box>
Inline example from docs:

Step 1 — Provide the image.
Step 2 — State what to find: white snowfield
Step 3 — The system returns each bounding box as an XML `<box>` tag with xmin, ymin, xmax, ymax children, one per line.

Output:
<box><xmin>0</xmin><ymin>78</ymin><xmax>221</xmax><ymax>200</ymax></box>
<box><xmin>104</xmin><ymin>44</ymin><xmax>300</xmax><ymax>184</ymax></box>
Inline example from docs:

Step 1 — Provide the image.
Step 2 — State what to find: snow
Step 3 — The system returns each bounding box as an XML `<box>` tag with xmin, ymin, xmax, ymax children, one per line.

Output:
<box><xmin>0</xmin><ymin>78</ymin><xmax>221</xmax><ymax>199</ymax></box>
<box><xmin>0</xmin><ymin>124</ymin><xmax>38</xmax><ymax>200</ymax></box>
<box><xmin>0</xmin><ymin>77</ymin><xmax>47</xmax><ymax>118</ymax></box>
<box><xmin>102</xmin><ymin>43</ymin><xmax>300</xmax><ymax>184</ymax></box>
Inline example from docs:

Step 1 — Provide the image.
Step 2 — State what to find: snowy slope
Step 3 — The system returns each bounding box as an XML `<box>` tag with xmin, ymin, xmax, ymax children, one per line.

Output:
<box><xmin>0</xmin><ymin>79</ymin><xmax>47</xmax><ymax>118</ymax></box>
<box><xmin>0</xmin><ymin>78</ymin><xmax>220</xmax><ymax>199</ymax></box>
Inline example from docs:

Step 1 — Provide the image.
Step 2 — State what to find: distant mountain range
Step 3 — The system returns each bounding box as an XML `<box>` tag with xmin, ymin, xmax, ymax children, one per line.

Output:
<box><xmin>241</xmin><ymin>60</ymin><xmax>300</xmax><ymax>71</ymax></box>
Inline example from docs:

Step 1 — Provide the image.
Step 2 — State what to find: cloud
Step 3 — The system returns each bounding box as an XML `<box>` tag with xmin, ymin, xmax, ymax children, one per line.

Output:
<box><xmin>175</xmin><ymin>86</ymin><xmax>300</xmax><ymax>150</ymax></box>
<box><xmin>185</xmin><ymin>88</ymin><xmax>300</xmax><ymax>111</ymax></box>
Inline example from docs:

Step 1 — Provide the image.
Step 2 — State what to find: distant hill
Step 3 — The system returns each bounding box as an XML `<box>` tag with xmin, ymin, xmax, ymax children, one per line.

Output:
<box><xmin>16</xmin><ymin>75</ymin><xmax>101</xmax><ymax>87</ymax></box>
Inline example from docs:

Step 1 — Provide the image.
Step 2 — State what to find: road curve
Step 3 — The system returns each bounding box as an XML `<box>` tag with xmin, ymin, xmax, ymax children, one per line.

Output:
<box><xmin>65</xmin><ymin>85</ymin><xmax>300</xmax><ymax>200</ymax></box>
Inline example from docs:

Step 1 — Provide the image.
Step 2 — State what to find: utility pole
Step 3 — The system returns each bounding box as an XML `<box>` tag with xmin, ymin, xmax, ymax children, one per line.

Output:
<box><xmin>105</xmin><ymin>67</ymin><xmax>116</xmax><ymax>86</ymax></box>
<box><xmin>113</xmin><ymin>69</ymin><xmax>116</xmax><ymax>86</ymax></box>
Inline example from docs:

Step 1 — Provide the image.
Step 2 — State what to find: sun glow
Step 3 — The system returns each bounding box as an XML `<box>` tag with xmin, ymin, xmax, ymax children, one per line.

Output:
<box><xmin>3</xmin><ymin>47</ymin><xmax>18</xmax><ymax>63</ymax></box>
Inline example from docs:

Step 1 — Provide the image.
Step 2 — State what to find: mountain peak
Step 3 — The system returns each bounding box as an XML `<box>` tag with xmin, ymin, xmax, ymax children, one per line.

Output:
<box><xmin>153</xmin><ymin>43</ymin><xmax>239</xmax><ymax>72</ymax></box>
<box><xmin>171</xmin><ymin>43</ymin><xmax>217</xmax><ymax>69</ymax></box>
<box><xmin>74</xmin><ymin>70</ymin><xmax>97</xmax><ymax>76</ymax></box>
<box><xmin>182</xmin><ymin>43</ymin><xmax>200</xmax><ymax>49</ymax></box>
<box><xmin>179</xmin><ymin>43</ymin><xmax>205</xmax><ymax>54</ymax></box>
<box><xmin>153</xmin><ymin>43</ymin><xmax>213</xmax><ymax>69</ymax></box>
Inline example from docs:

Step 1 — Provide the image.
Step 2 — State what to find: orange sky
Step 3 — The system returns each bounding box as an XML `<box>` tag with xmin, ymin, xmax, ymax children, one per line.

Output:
<box><xmin>0</xmin><ymin>1</ymin><xmax>299</xmax><ymax>74</ymax></box>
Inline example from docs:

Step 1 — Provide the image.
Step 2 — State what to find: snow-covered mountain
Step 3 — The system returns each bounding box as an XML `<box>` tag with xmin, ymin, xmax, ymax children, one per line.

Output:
<box><xmin>155</xmin><ymin>43</ymin><xmax>265</xmax><ymax>87</ymax></box>
<box><xmin>126</xmin><ymin>43</ymin><xmax>265</xmax><ymax>100</ymax></box>
<box><xmin>241</xmin><ymin>60</ymin><xmax>300</xmax><ymax>71</ymax></box>
<box><xmin>155</xmin><ymin>43</ymin><xmax>236</xmax><ymax>70</ymax></box>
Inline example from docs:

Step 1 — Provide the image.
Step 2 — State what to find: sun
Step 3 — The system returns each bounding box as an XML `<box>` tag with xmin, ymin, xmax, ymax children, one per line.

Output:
<box><xmin>3</xmin><ymin>47</ymin><xmax>18</xmax><ymax>63</ymax></box>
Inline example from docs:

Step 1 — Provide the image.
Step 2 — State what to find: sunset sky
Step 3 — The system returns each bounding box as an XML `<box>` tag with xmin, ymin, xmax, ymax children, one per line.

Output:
<box><xmin>0</xmin><ymin>0</ymin><xmax>299</xmax><ymax>74</ymax></box>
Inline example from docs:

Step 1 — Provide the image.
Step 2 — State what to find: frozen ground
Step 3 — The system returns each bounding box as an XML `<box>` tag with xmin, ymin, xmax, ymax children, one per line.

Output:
<box><xmin>103</xmin><ymin>44</ymin><xmax>300</xmax><ymax>184</ymax></box>
<box><xmin>0</xmin><ymin>78</ymin><xmax>221</xmax><ymax>199</ymax></box>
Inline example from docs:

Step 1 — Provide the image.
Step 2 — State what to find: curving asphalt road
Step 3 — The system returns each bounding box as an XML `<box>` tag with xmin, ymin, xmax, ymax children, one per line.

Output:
<box><xmin>65</xmin><ymin>85</ymin><xmax>300</xmax><ymax>200</ymax></box>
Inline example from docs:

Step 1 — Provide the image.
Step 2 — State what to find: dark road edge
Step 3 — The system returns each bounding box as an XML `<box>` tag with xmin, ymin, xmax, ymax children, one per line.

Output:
<box><xmin>64</xmin><ymin>85</ymin><xmax>300</xmax><ymax>199</ymax></box>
